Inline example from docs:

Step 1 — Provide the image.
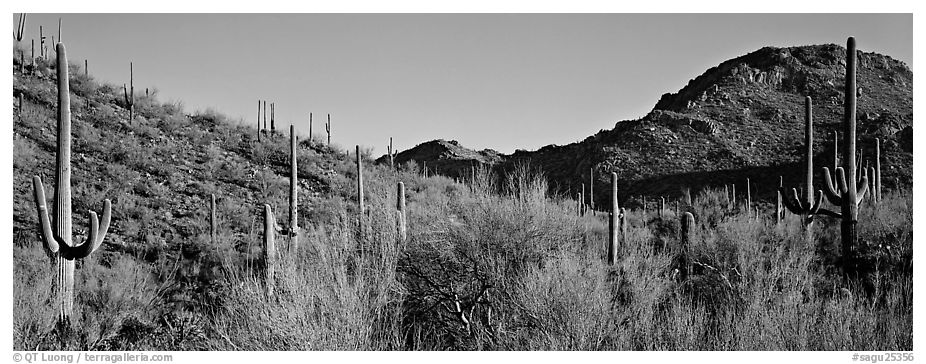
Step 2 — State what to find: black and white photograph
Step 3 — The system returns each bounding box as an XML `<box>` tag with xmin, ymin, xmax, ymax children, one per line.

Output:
<box><xmin>6</xmin><ymin>3</ymin><xmax>919</xmax><ymax>361</ymax></box>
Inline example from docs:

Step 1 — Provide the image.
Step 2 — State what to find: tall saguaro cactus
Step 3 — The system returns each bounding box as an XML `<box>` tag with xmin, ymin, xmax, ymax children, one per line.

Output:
<box><xmin>607</xmin><ymin>172</ymin><xmax>620</xmax><ymax>265</ymax></box>
<box><xmin>123</xmin><ymin>62</ymin><xmax>135</xmax><ymax>122</ymax></box>
<box><xmin>780</xmin><ymin>96</ymin><xmax>835</xmax><ymax>233</ymax></box>
<box><xmin>326</xmin><ymin>114</ymin><xmax>331</xmax><ymax>146</ymax></box>
<box><xmin>256</xmin><ymin>100</ymin><xmax>262</xmax><ymax>141</ymax></box>
<box><xmin>32</xmin><ymin>43</ymin><xmax>113</xmax><ymax>324</ymax></box>
<box><xmin>388</xmin><ymin>137</ymin><xmax>395</xmax><ymax>169</ymax></box>
<box><xmin>309</xmin><ymin>113</ymin><xmax>313</xmax><ymax>145</ymax></box>
<box><xmin>270</xmin><ymin>103</ymin><xmax>276</xmax><ymax>134</ymax></box>
<box><xmin>589</xmin><ymin>168</ymin><xmax>595</xmax><ymax>212</ymax></box>
<box><xmin>874</xmin><ymin>138</ymin><xmax>882</xmax><ymax>202</ymax></box>
<box><xmin>822</xmin><ymin>37</ymin><xmax>870</xmax><ymax>272</ymax></box>
<box><xmin>289</xmin><ymin>125</ymin><xmax>299</xmax><ymax>254</ymax></box>
<box><xmin>210</xmin><ymin>194</ymin><xmax>217</xmax><ymax>245</ymax></box>
<box><xmin>356</xmin><ymin>145</ymin><xmax>365</xmax><ymax>235</ymax></box>
<box><xmin>263</xmin><ymin>204</ymin><xmax>276</xmax><ymax>296</ymax></box>
<box><xmin>397</xmin><ymin>182</ymin><xmax>407</xmax><ymax>243</ymax></box>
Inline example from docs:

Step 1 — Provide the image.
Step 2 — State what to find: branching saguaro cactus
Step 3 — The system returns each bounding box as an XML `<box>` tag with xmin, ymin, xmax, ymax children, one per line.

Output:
<box><xmin>289</xmin><ymin>125</ymin><xmax>299</xmax><ymax>255</ymax></box>
<box><xmin>822</xmin><ymin>37</ymin><xmax>870</xmax><ymax>273</ymax></box>
<box><xmin>780</xmin><ymin>96</ymin><xmax>838</xmax><ymax>234</ymax></box>
<box><xmin>123</xmin><ymin>62</ymin><xmax>134</xmax><ymax>122</ymax></box>
<box><xmin>607</xmin><ymin>172</ymin><xmax>621</xmax><ymax>265</ymax></box>
<box><xmin>263</xmin><ymin>204</ymin><xmax>276</xmax><ymax>296</ymax></box>
<box><xmin>397</xmin><ymin>182</ymin><xmax>407</xmax><ymax>243</ymax></box>
<box><xmin>32</xmin><ymin>43</ymin><xmax>113</xmax><ymax>325</ymax></box>
<box><xmin>356</xmin><ymin>145</ymin><xmax>365</xmax><ymax>236</ymax></box>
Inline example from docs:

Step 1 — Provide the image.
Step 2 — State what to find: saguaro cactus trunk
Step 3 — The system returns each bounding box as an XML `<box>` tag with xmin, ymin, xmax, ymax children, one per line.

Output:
<box><xmin>780</xmin><ymin>96</ymin><xmax>835</xmax><ymax>238</ymax></box>
<box><xmin>326</xmin><ymin>114</ymin><xmax>331</xmax><ymax>146</ymax></box>
<box><xmin>356</xmin><ymin>145</ymin><xmax>365</xmax><ymax>236</ymax></box>
<box><xmin>289</xmin><ymin>125</ymin><xmax>299</xmax><ymax>255</ymax></box>
<box><xmin>263</xmin><ymin>204</ymin><xmax>276</xmax><ymax>296</ymax></box>
<box><xmin>32</xmin><ymin>43</ymin><xmax>113</xmax><ymax>325</ymax></box>
<box><xmin>210</xmin><ymin>194</ymin><xmax>217</xmax><ymax>245</ymax></box>
<box><xmin>256</xmin><ymin>100</ymin><xmax>261</xmax><ymax>141</ymax></box>
<box><xmin>822</xmin><ymin>37</ymin><xmax>870</xmax><ymax>275</ymax></box>
<box><xmin>607</xmin><ymin>172</ymin><xmax>620</xmax><ymax>265</ymax></box>
<box><xmin>875</xmin><ymin>138</ymin><xmax>882</xmax><ymax>202</ymax></box>
<box><xmin>397</xmin><ymin>182</ymin><xmax>407</xmax><ymax>243</ymax></box>
<box><xmin>589</xmin><ymin>168</ymin><xmax>595</xmax><ymax>213</ymax></box>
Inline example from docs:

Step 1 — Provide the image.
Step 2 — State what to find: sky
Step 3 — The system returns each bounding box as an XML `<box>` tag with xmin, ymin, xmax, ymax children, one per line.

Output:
<box><xmin>11</xmin><ymin>13</ymin><xmax>913</xmax><ymax>155</ymax></box>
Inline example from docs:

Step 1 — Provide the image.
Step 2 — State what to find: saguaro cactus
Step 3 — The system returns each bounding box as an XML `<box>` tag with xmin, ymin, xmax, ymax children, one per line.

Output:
<box><xmin>256</xmin><ymin>100</ymin><xmax>261</xmax><ymax>141</ymax></box>
<box><xmin>874</xmin><ymin>138</ymin><xmax>882</xmax><ymax>202</ymax></box>
<box><xmin>642</xmin><ymin>195</ymin><xmax>647</xmax><ymax>227</ymax></box>
<box><xmin>289</xmin><ymin>125</ymin><xmax>299</xmax><ymax>254</ymax></box>
<box><xmin>388</xmin><ymin>137</ymin><xmax>395</xmax><ymax>169</ymax></box>
<box><xmin>326</xmin><ymin>114</ymin><xmax>331</xmax><ymax>146</ymax></box>
<box><xmin>356</xmin><ymin>145</ymin><xmax>365</xmax><ymax>235</ymax></box>
<box><xmin>397</xmin><ymin>182</ymin><xmax>407</xmax><ymax>242</ymax></box>
<box><xmin>263</xmin><ymin>204</ymin><xmax>276</xmax><ymax>295</ymax></box>
<box><xmin>210</xmin><ymin>194</ymin><xmax>217</xmax><ymax>245</ymax></box>
<box><xmin>822</xmin><ymin>37</ymin><xmax>870</xmax><ymax>272</ymax></box>
<box><xmin>745</xmin><ymin>178</ymin><xmax>752</xmax><ymax>213</ymax></box>
<box><xmin>32</xmin><ymin>43</ymin><xmax>113</xmax><ymax>324</ymax></box>
<box><xmin>309</xmin><ymin>113</ymin><xmax>313</xmax><ymax>144</ymax></box>
<box><xmin>270</xmin><ymin>103</ymin><xmax>276</xmax><ymax>134</ymax></box>
<box><xmin>263</xmin><ymin>100</ymin><xmax>268</xmax><ymax>132</ymax></box>
<box><xmin>589</xmin><ymin>168</ymin><xmax>595</xmax><ymax>212</ymax></box>
<box><xmin>607</xmin><ymin>172</ymin><xmax>620</xmax><ymax>265</ymax></box>
<box><xmin>123</xmin><ymin>62</ymin><xmax>135</xmax><ymax>122</ymax></box>
<box><xmin>780</xmin><ymin>96</ymin><xmax>835</xmax><ymax>233</ymax></box>
<box><xmin>775</xmin><ymin>176</ymin><xmax>784</xmax><ymax>223</ymax></box>
<box><xmin>680</xmin><ymin>211</ymin><xmax>695</xmax><ymax>248</ymax></box>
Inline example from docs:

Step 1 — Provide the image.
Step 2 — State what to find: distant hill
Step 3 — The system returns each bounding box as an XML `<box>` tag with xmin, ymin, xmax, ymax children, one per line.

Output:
<box><xmin>387</xmin><ymin>43</ymin><xmax>913</xmax><ymax>208</ymax></box>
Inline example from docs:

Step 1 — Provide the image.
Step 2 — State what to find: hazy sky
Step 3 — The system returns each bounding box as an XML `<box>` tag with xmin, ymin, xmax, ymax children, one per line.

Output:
<box><xmin>13</xmin><ymin>14</ymin><xmax>913</xmax><ymax>155</ymax></box>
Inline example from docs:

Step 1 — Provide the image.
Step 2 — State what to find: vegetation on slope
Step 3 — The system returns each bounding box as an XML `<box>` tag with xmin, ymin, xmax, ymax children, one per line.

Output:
<box><xmin>12</xmin><ymin>44</ymin><xmax>911</xmax><ymax>351</ymax></box>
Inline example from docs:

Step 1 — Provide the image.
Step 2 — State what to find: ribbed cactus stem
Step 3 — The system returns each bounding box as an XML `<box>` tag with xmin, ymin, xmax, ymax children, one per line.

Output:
<box><xmin>680</xmin><ymin>211</ymin><xmax>695</xmax><ymax>250</ymax></box>
<box><xmin>32</xmin><ymin>43</ymin><xmax>112</xmax><ymax>324</ymax></box>
<box><xmin>642</xmin><ymin>195</ymin><xmax>647</xmax><ymax>227</ymax></box>
<box><xmin>608</xmin><ymin>172</ymin><xmax>619</xmax><ymax>265</ymax></box>
<box><xmin>589</xmin><ymin>168</ymin><xmax>595</xmax><ymax>212</ymax></box>
<box><xmin>776</xmin><ymin>176</ymin><xmax>783</xmax><ymax>223</ymax></box>
<box><xmin>210</xmin><ymin>194</ymin><xmax>217</xmax><ymax>245</ymax></box>
<box><xmin>309</xmin><ymin>113</ymin><xmax>313</xmax><ymax>144</ymax></box>
<box><xmin>326</xmin><ymin>114</ymin><xmax>331</xmax><ymax>146</ymax></box>
<box><xmin>270</xmin><ymin>103</ymin><xmax>275</xmax><ymax>133</ymax></box>
<box><xmin>289</xmin><ymin>125</ymin><xmax>299</xmax><ymax>255</ymax></box>
<box><xmin>356</xmin><ymin>145</ymin><xmax>364</xmax><ymax>235</ymax></box>
<box><xmin>820</xmin><ymin>37</ymin><xmax>870</xmax><ymax>273</ymax></box>
<box><xmin>263</xmin><ymin>101</ymin><xmax>267</xmax><ymax>132</ymax></box>
<box><xmin>875</xmin><ymin>138</ymin><xmax>881</xmax><ymax>202</ymax></box>
<box><xmin>746</xmin><ymin>178</ymin><xmax>752</xmax><ymax>213</ymax></box>
<box><xmin>659</xmin><ymin>196</ymin><xmax>665</xmax><ymax>217</ymax></box>
<box><xmin>731</xmin><ymin>184</ymin><xmax>736</xmax><ymax>210</ymax></box>
<box><xmin>264</xmin><ymin>204</ymin><xmax>275</xmax><ymax>296</ymax></box>
<box><xmin>256</xmin><ymin>100</ymin><xmax>261</xmax><ymax>141</ymax></box>
<box><xmin>397</xmin><ymin>181</ymin><xmax>407</xmax><ymax>242</ymax></box>
<box><xmin>580</xmin><ymin>183</ymin><xmax>586</xmax><ymax>216</ymax></box>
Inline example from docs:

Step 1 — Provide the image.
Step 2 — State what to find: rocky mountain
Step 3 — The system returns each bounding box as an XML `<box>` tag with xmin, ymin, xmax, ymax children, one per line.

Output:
<box><xmin>376</xmin><ymin>139</ymin><xmax>503</xmax><ymax>179</ymax></box>
<box><xmin>386</xmin><ymin>43</ymin><xmax>913</xmax><ymax>208</ymax></box>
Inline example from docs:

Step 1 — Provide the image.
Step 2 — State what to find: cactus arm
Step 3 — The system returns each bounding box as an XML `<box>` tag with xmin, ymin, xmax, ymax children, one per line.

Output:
<box><xmin>822</xmin><ymin>167</ymin><xmax>844</xmax><ymax>205</ymax></box>
<box><xmin>32</xmin><ymin>176</ymin><xmax>60</xmax><ymax>254</ymax></box>
<box><xmin>856</xmin><ymin>176</ymin><xmax>869</xmax><ymax>205</ymax></box>
<box><xmin>808</xmin><ymin>191</ymin><xmax>825</xmax><ymax>215</ymax></box>
<box><xmin>779</xmin><ymin>187</ymin><xmax>804</xmax><ymax>214</ymax></box>
<box><xmin>836</xmin><ymin>167</ymin><xmax>848</xmax><ymax>194</ymax></box>
<box><xmin>815</xmin><ymin>208</ymin><xmax>842</xmax><ymax>218</ymax></box>
<box><xmin>61</xmin><ymin>200</ymin><xmax>111</xmax><ymax>259</ymax></box>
